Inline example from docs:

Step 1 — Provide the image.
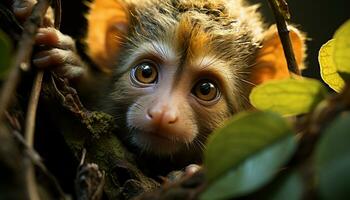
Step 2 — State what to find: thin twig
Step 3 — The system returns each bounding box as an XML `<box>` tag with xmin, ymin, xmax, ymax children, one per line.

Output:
<box><xmin>25</xmin><ymin>0</ymin><xmax>62</xmax><ymax>144</ymax></box>
<box><xmin>25</xmin><ymin>163</ymin><xmax>40</xmax><ymax>200</ymax></box>
<box><xmin>267</xmin><ymin>0</ymin><xmax>300</xmax><ymax>75</ymax></box>
<box><xmin>0</xmin><ymin>0</ymin><xmax>51</xmax><ymax>124</ymax></box>
<box><xmin>25</xmin><ymin>71</ymin><xmax>44</xmax><ymax>146</ymax></box>
<box><xmin>23</xmin><ymin>72</ymin><xmax>44</xmax><ymax>200</ymax></box>
<box><xmin>24</xmin><ymin>72</ymin><xmax>44</xmax><ymax>200</ymax></box>
<box><xmin>25</xmin><ymin>0</ymin><xmax>62</xmax><ymax>146</ymax></box>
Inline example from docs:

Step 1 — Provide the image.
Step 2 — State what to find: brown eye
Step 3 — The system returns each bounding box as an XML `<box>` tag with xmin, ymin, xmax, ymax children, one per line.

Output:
<box><xmin>132</xmin><ymin>62</ymin><xmax>158</xmax><ymax>84</ymax></box>
<box><xmin>192</xmin><ymin>80</ymin><xmax>219</xmax><ymax>101</ymax></box>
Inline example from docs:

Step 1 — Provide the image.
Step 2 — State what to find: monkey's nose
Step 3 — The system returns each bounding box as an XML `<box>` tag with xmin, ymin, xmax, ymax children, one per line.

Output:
<box><xmin>147</xmin><ymin>107</ymin><xmax>178</xmax><ymax>126</ymax></box>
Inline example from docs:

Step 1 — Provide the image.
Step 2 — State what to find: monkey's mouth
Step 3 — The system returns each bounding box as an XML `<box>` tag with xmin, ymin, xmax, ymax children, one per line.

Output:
<box><xmin>144</xmin><ymin>131</ymin><xmax>174</xmax><ymax>141</ymax></box>
<box><xmin>130</xmin><ymin>128</ymin><xmax>185</xmax><ymax>155</ymax></box>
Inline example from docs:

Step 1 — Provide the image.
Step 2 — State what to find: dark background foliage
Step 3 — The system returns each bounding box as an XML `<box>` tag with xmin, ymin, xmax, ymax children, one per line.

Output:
<box><xmin>59</xmin><ymin>0</ymin><xmax>350</xmax><ymax>79</ymax></box>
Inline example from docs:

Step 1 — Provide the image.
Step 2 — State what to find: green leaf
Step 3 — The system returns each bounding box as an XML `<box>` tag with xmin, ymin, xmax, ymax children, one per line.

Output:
<box><xmin>0</xmin><ymin>30</ymin><xmax>12</xmax><ymax>79</ymax></box>
<box><xmin>249</xmin><ymin>78</ymin><xmax>328</xmax><ymax>116</ymax></box>
<box><xmin>333</xmin><ymin>19</ymin><xmax>350</xmax><ymax>77</ymax></box>
<box><xmin>202</xmin><ymin>111</ymin><xmax>296</xmax><ymax>200</ymax></box>
<box><xmin>315</xmin><ymin>112</ymin><xmax>350</xmax><ymax>200</ymax></box>
<box><xmin>262</xmin><ymin>171</ymin><xmax>303</xmax><ymax>200</ymax></box>
<box><xmin>319</xmin><ymin>39</ymin><xmax>345</xmax><ymax>92</ymax></box>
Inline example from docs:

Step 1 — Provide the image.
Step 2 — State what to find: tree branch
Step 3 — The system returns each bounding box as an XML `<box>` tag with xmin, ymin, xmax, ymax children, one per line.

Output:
<box><xmin>25</xmin><ymin>0</ymin><xmax>62</xmax><ymax>146</ymax></box>
<box><xmin>25</xmin><ymin>72</ymin><xmax>44</xmax><ymax>146</ymax></box>
<box><xmin>0</xmin><ymin>0</ymin><xmax>50</xmax><ymax>124</ymax></box>
<box><xmin>25</xmin><ymin>71</ymin><xmax>44</xmax><ymax>200</ymax></box>
<box><xmin>267</xmin><ymin>0</ymin><xmax>300</xmax><ymax>75</ymax></box>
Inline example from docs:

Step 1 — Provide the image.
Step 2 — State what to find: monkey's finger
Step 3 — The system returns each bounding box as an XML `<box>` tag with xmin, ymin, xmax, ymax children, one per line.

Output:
<box><xmin>35</xmin><ymin>28</ymin><xmax>76</xmax><ymax>50</ymax></box>
<box><xmin>12</xmin><ymin>0</ymin><xmax>54</xmax><ymax>27</ymax></box>
<box><xmin>185</xmin><ymin>164</ymin><xmax>201</xmax><ymax>176</ymax></box>
<box><xmin>53</xmin><ymin>64</ymin><xmax>86</xmax><ymax>80</ymax></box>
<box><xmin>12</xmin><ymin>0</ymin><xmax>37</xmax><ymax>21</ymax></box>
<box><xmin>33</xmin><ymin>48</ymin><xmax>83</xmax><ymax>69</ymax></box>
<box><xmin>43</xmin><ymin>7</ymin><xmax>54</xmax><ymax>27</ymax></box>
<box><xmin>166</xmin><ymin>170</ymin><xmax>185</xmax><ymax>182</ymax></box>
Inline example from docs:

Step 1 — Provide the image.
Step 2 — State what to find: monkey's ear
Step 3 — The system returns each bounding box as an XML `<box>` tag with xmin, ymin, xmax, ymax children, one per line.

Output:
<box><xmin>86</xmin><ymin>0</ymin><xmax>129</xmax><ymax>74</ymax></box>
<box><xmin>249</xmin><ymin>25</ymin><xmax>306</xmax><ymax>85</ymax></box>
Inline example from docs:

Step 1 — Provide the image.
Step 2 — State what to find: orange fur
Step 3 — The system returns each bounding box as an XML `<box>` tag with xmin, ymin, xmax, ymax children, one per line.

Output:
<box><xmin>250</xmin><ymin>26</ymin><xmax>306</xmax><ymax>84</ymax></box>
<box><xmin>175</xmin><ymin>15</ymin><xmax>212</xmax><ymax>60</ymax></box>
<box><xmin>86</xmin><ymin>0</ymin><xmax>128</xmax><ymax>74</ymax></box>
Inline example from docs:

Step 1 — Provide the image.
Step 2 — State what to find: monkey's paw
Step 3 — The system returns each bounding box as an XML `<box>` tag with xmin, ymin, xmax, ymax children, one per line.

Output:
<box><xmin>11</xmin><ymin>0</ymin><xmax>86</xmax><ymax>80</ymax></box>
<box><xmin>166</xmin><ymin>164</ymin><xmax>202</xmax><ymax>182</ymax></box>
<box><xmin>32</xmin><ymin>28</ymin><xmax>86</xmax><ymax>80</ymax></box>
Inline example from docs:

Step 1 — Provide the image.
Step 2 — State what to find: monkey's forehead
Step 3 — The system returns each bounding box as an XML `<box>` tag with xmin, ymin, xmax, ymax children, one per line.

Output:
<box><xmin>124</xmin><ymin>0</ymin><xmax>263</xmax><ymax>65</ymax></box>
<box><xmin>126</xmin><ymin>0</ymin><xmax>264</xmax><ymax>41</ymax></box>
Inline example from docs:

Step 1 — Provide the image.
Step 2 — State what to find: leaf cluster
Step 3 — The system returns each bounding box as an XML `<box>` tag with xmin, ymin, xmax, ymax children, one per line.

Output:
<box><xmin>200</xmin><ymin>19</ymin><xmax>350</xmax><ymax>200</ymax></box>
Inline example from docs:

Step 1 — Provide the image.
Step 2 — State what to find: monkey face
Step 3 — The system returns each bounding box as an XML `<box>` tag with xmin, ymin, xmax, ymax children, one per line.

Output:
<box><xmin>99</xmin><ymin>0</ymin><xmax>264</xmax><ymax>157</ymax></box>
<box><xmin>107</xmin><ymin>38</ymin><xmax>246</xmax><ymax>156</ymax></box>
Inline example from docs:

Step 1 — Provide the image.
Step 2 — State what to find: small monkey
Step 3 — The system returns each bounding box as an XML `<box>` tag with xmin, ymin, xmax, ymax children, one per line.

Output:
<box><xmin>11</xmin><ymin>0</ymin><xmax>305</xmax><ymax>174</ymax></box>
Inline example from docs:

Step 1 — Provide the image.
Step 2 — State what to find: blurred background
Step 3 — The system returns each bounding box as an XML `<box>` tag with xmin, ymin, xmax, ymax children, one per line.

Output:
<box><xmin>59</xmin><ymin>0</ymin><xmax>350</xmax><ymax>79</ymax></box>
<box><xmin>250</xmin><ymin>0</ymin><xmax>350</xmax><ymax>78</ymax></box>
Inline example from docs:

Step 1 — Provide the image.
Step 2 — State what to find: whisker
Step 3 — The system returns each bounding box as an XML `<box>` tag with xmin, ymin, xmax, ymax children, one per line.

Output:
<box><xmin>240</xmin><ymin>78</ymin><xmax>256</xmax><ymax>87</ymax></box>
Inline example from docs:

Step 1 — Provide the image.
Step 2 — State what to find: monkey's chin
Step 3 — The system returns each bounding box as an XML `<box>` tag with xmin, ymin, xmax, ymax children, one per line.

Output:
<box><xmin>130</xmin><ymin>131</ymin><xmax>190</xmax><ymax>156</ymax></box>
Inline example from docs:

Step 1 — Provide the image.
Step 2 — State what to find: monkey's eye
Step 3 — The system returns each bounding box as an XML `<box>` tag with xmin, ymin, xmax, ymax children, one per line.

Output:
<box><xmin>192</xmin><ymin>80</ymin><xmax>220</xmax><ymax>102</ymax></box>
<box><xmin>132</xmin><ymin>62</ymin><xmax>158</xmax><ymax>84</ymax></box>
